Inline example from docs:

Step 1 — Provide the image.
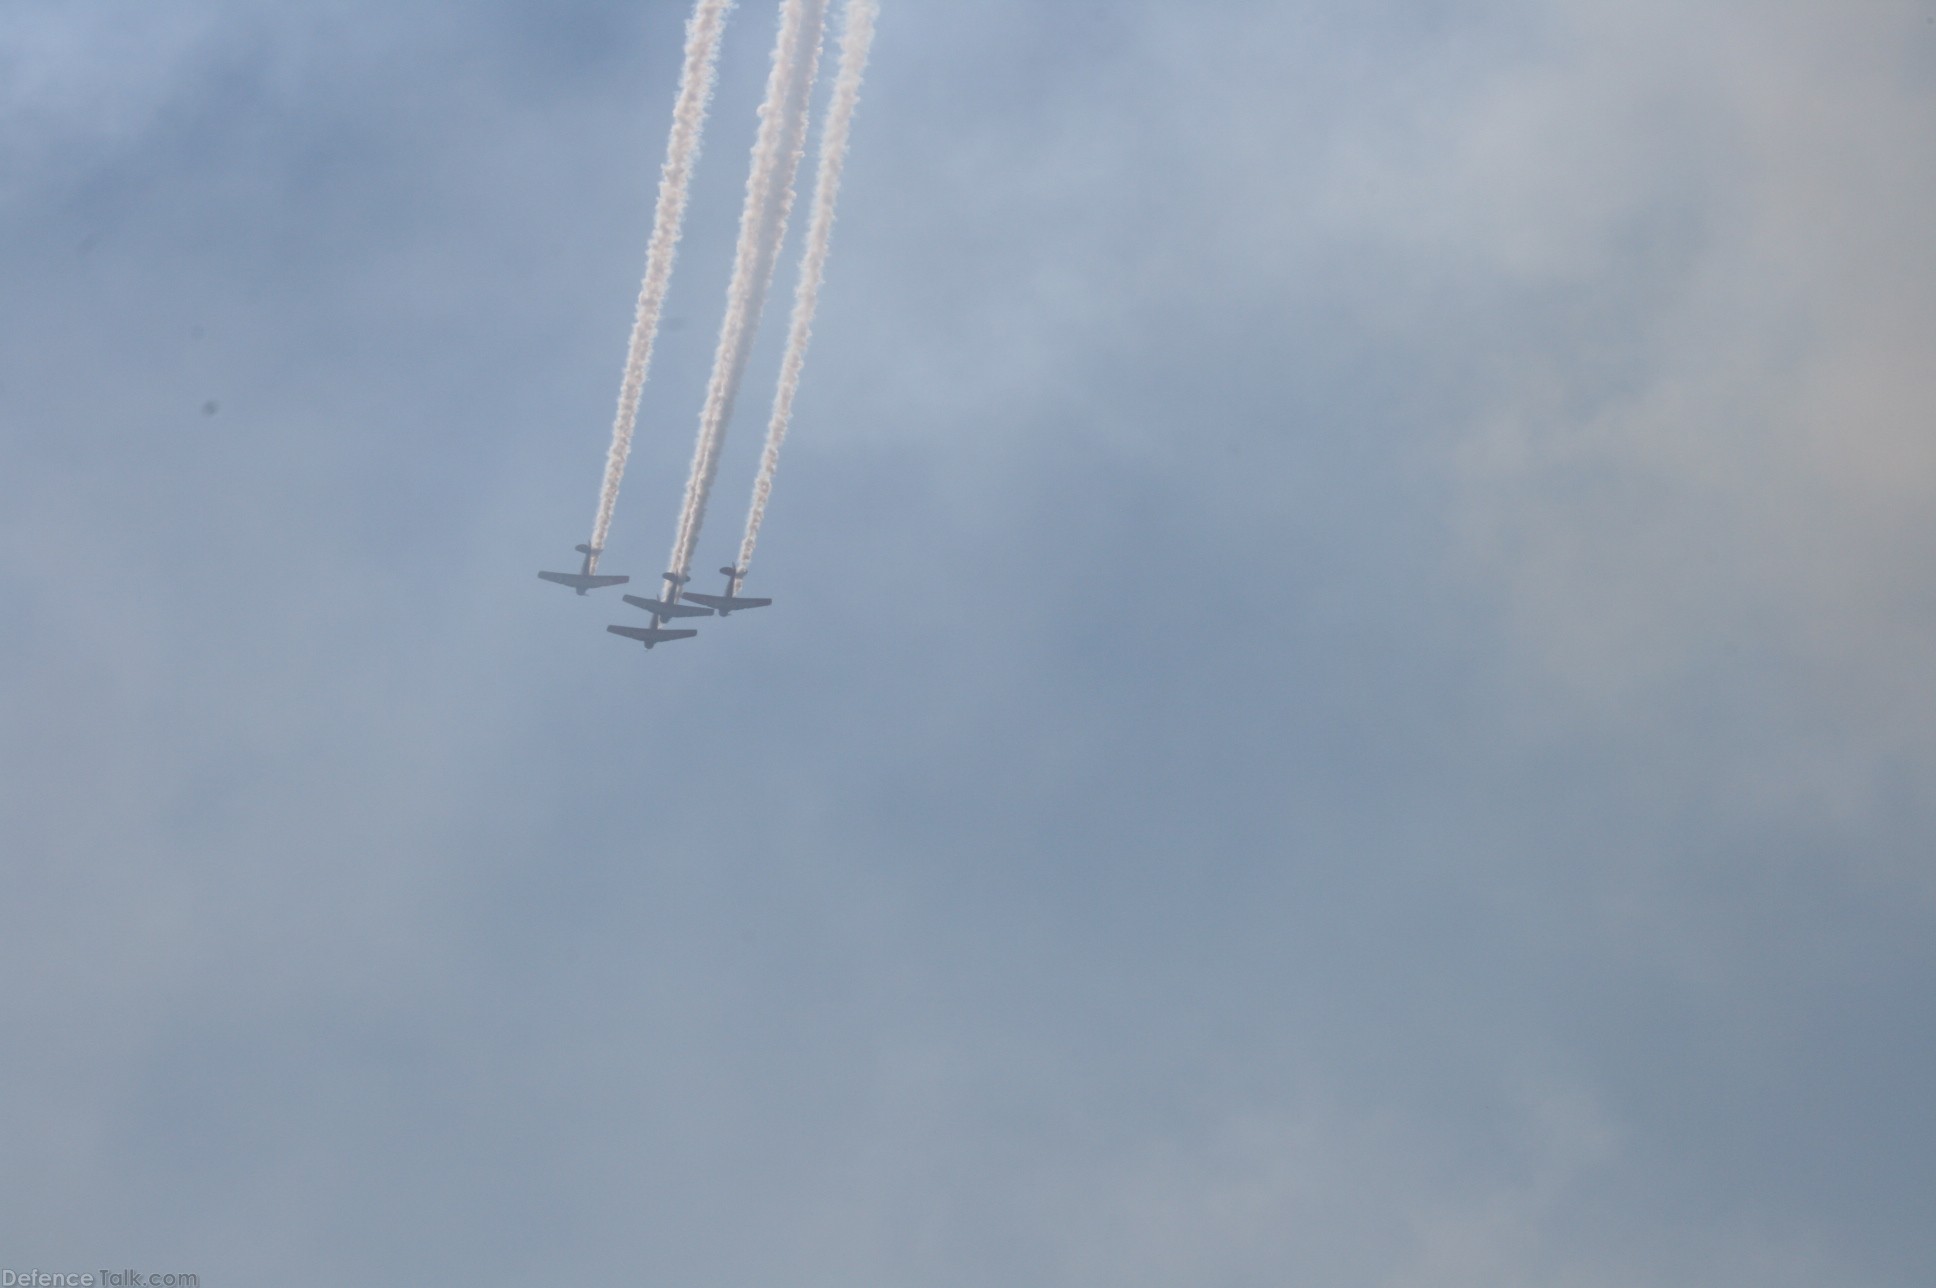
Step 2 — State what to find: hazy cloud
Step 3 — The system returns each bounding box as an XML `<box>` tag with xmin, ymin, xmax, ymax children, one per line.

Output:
<box><xmin>2</xmin><ymin>1</ymin><xmax>1931</xmax><ymax>1284</ymax></box>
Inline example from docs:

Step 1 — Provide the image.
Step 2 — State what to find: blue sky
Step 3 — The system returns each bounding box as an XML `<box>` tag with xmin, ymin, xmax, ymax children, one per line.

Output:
<box><xmin>3</xmin><ymin>1</ymin><xmax>1934</xmax><ymax>1283</ymax></box>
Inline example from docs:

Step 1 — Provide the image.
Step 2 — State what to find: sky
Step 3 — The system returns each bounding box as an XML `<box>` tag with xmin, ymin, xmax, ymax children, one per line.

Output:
<box><xmin>3</xmin><ymin>0</ymin><xmax>1934</xmax><ymax>1283</ymax></box>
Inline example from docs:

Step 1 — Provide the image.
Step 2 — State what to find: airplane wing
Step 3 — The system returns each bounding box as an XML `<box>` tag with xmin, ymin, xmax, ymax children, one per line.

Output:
<box><xmin>680</xmin><ymin>592</ymin><xmax>772</xmax><ymax>612</ymax></box>
<box><xmin>622</xmin><ymin>594</ymin><xmax>713</xmax><ymax>618</ymax></box>
<box><xmin>538</xmin><ymin>571</ymin><xmax>630</xmax><ymax>591</ymax></box>
<box><xmin>606</xmin><ymin>624</ymin><xmax>698</xmax><ymax>645</ymax></box>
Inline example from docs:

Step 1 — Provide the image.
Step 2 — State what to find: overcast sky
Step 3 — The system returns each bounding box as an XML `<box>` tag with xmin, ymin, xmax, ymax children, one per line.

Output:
<box><xmin>3</xmin><ymin>1</ymin><xmax>1934</xmax><ymax>1284</ymax></box>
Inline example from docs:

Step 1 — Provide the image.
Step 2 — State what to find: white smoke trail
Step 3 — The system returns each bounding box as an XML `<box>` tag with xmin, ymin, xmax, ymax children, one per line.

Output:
<box><xmin>585</xmin><ymin>0</ymin><xmax>735</xmax><ymax>567</ymax></box>
<box><xmin>666</xmin><ymin>0</ymin><xmax>829</xmax><ymax>586</ymax></box>
<box><xmin>736</xmin><ymin>0</ymin><xmax>878</xmax><ymax>578</ymax></box>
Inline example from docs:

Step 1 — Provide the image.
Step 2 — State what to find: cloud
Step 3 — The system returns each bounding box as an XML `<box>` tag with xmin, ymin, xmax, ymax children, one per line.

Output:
<box><xmin>2</xmin><ymin>1</ymin><xmax>1933</xmax><ymax>1284</ymax></box>
<box><xmin>1383</xmin><ymin>4</ymin><xmax>1936</xmax><ymax>735</ymax></box>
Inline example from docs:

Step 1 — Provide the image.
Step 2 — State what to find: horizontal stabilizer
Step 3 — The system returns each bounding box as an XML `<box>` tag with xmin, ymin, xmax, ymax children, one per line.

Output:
<box><xmin>607</xmin><ymin>624</ymin><xmax>698</xmax><ymax>646</ymax></box>
<box><xmin>623</xmin><ymin>594</ymin><xmax>713</xmax><ymax>618</ymax></box>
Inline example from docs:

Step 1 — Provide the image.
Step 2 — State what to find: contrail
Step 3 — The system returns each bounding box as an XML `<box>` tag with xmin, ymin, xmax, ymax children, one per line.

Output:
<box><xmin>666</xmin><ymin>0</ymin><xmax>829</xmax><ymax>586</ymax></box>
<box><xmin>585</xmin><ymin>0</ymin><xmax>736</xmax><ymax>568</ymax></box>
<box><xmin>736</xmin><ymin>0</ymin><xmax>878</xmax><ymax>579</ymax></box>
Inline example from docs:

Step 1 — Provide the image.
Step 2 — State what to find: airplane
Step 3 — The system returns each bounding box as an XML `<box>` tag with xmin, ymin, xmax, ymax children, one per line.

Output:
<box><xmin>620</xmin><ymin>572</ymin><xmax>715</xmax><ymax>622</ymax></box>
<box><xmin>606</xmin><ymin>622</ymin><xmax>698</xmax><ymax>649</ymax></box>
<box><xmin>538</xmin><ymin>544</ymin><xmax>630</xmax><ymax>595</ymax></box>
<box><xmin>679</xmin><ymin>566</ymin><xmax>773</xmax><ymax>617</ymax></box>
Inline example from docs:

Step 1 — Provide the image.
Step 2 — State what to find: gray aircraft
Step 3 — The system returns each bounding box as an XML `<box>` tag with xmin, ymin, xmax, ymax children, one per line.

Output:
<box><xmin>679</xmin><ymin>566</ymin><xmax>772</xmax><ymax>617</ymax></box>
<box><xmin>606</xmin><ymin>620</ymin><xmax>699</xmax><ymax>649</ymax></box>
<box><xmin>538</xmin><ymin>544</ymin><xmax>630</xmax><ymax>595</ymax></box>
<box><xmin>621</xmin><ymin>572</ymin><xmax>715</xmax><ymax>623</ymax></box>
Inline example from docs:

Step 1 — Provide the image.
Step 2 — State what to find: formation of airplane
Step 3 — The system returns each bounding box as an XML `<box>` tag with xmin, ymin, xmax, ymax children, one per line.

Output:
<box><xmin>542</xmin><ymin>554</ymin><xmax>768</xmax><ymax>652</ymax></box>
